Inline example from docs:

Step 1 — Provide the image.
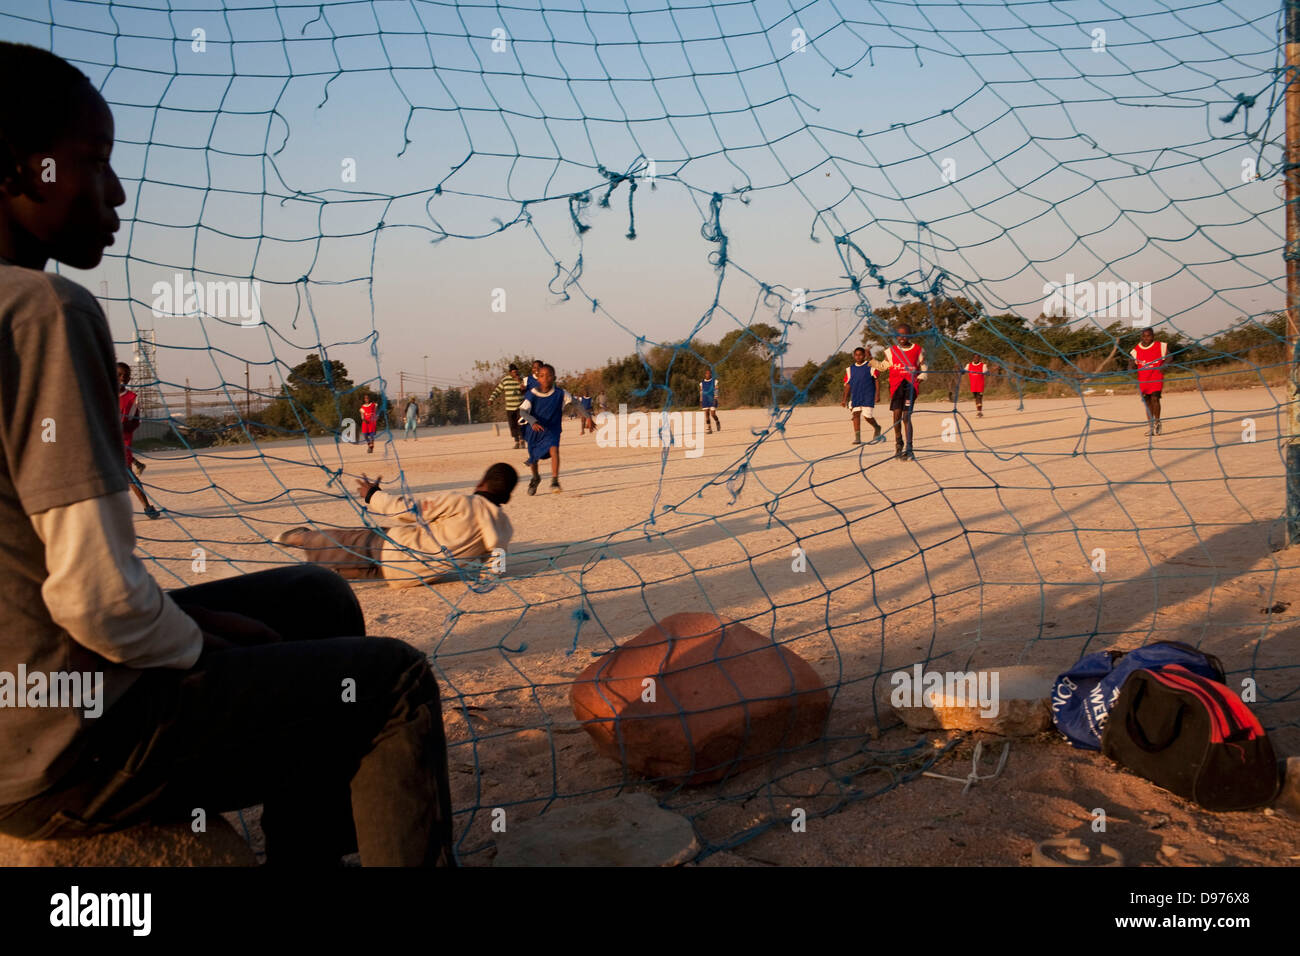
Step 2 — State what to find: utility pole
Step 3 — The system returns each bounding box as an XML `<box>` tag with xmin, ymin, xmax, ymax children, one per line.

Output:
<box><xmin>184</xmin><ymin>378</ymin><xmax>192</xmax><ymax>418</ymax></box>
<box><xmin>465</xmin><ymin>385</ymin><xmax>472</xmax><ymax>424</ymax></box>
<box><xmin>1288</xmin><ymin>0</ymin><xmax>1300</xmax><ymax>544</ymax></box>
<box><xmin>245</xmin><ymin>362</ymin><xmax>251</xmax><ymax>419</ymax></box>
<box><xmin>400</xmin><ymin>370</ymin><xmax>405</xmax><ymax>399</ymax></box>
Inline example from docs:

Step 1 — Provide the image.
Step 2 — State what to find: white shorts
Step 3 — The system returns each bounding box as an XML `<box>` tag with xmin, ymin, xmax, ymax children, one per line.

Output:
<box><xmin>849</xmin><ymin>405</ymin><xmax>875</xmax><ymax>414</ymax></box>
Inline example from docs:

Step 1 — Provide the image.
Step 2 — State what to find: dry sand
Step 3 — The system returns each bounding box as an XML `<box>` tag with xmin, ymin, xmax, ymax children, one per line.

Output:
<box><xmin>139</xmin><ymin>386</ymin><xmax>1300</xmax><ymax>865</ymax></box>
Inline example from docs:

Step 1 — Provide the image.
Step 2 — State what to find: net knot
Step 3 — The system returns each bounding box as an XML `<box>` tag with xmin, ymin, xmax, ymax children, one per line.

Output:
<box><xmin>1221</xmin><ymin>92</ymin><xmax>1257</xmax><ymax>123</ymax></box>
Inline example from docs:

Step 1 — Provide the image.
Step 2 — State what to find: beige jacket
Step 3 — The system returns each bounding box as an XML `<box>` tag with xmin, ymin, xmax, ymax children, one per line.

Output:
<box><xmin>364</xmin><ymin>488</ymin><xmax>513</xmax><ymax>588</ymax></box>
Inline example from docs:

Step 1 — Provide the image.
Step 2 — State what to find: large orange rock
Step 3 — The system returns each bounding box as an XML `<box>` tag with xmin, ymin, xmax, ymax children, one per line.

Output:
<box><xmin>570</xmin><ymin>612</ymin><xmax>830</xmax><ymax>785</ymax></box>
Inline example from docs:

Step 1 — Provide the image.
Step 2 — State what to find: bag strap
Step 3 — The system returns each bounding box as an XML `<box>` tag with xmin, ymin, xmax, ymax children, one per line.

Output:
<box><xmin>1159</xmin><ymin>665</ymin><xmax>1264</xmax><ymax>741</ymax></box>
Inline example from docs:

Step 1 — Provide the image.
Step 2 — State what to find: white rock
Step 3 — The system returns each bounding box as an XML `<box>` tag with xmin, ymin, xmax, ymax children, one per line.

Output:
<box><xmin>889</xmin><ymin>664</ymin><xmax>1056</xmax><ymax>736</ymax></box>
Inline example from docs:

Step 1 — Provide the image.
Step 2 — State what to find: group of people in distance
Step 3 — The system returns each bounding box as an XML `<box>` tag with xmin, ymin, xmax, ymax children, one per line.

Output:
<box><xmin>352</xmin><ymin>392</ymin><xmax>420</xmax><ymax>455</ymax></box>
<box><xmin>840</xmin><ymin>323</ymin><xmax>953</xmax><ymax>461</ymax></box>
<box><xmin>488</xmin><ymin>359</ymin><xmax>725</xmax><ymax>484</ymax></box>
<box><xmin>841</xmin><ymin>323</ymin><xmax>1168</xmax><ymax>457</ymax></box>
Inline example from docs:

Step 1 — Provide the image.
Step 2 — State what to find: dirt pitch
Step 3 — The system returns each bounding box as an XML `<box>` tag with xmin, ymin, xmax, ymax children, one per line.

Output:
<box><xmin>140</xmin><ymin>386</ymin><xmax>1300</xmax><ymax>865</ymax></box>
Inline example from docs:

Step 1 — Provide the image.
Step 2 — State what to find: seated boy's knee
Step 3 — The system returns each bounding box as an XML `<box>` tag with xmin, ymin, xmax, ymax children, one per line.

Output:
<box><xmin>291</xmin><ymin>562</ymin><xmax>364</xmax><ymax>612</ymax></box>
<box><xmin>356</xmin><ymin>635</ymin><xmax>429</xmax><ymax>674</ymax></box>
<box><xmin>359</xmin><ymin>637</ymin><xmax>439</xmax><ymax>700</ymax></box>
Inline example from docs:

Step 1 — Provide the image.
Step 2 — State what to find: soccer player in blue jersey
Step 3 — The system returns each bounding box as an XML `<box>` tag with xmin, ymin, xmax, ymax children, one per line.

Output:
<box><xmin>518</xmin><ymin>364</ymin><xmax>597</xmax><ymax>494</ymax></box>
<box><xmin>699</xmin><ymin>368</ymin><xmax>721</xmax><ymax>434</ymax></box>
<box><xmin>841</xmin><ymin>347</ymin><xmax>883</xmax><ymax>445</ymax></box>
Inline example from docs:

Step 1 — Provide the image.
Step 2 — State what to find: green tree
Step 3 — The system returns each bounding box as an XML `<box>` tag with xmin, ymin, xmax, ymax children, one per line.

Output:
<box><xmin>256</xmin><ymin>354</ymin><xmax>355</xmax><ymax>436</ymax></box>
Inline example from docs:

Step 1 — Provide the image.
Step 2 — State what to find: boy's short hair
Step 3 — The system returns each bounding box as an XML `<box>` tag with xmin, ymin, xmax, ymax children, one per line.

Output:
<box><xmin>541</xmin><ymin>363</ymin><xmax>555</xmax><ymax>376</ymax></box>
<box><xmin>853</xmin><ymin>347</ymin><xmax>865</xmax><ymax>355</ymax></box>
<box><xmin>896</xmin><ymin>324</ymin><xmax>912</xmax><ymax>335</ymax></box>
<box><xmin>479</xmin><ymin>463</ymin><xmax>518</xmax><ymax>505</ymax></box>
<box><xmin>117</xmin><ymin>362</ymin><xmax>131</xmax><ymax>378</ymax></box>
<box><xmin>0</xmin><ymin>43</ymin><xmax>93</xmax><ymax>190</ymax></box>
<box><xmin>508</xmin><ymin>363</ymin><xmax>519</xmax><ymax>372</ymax></box>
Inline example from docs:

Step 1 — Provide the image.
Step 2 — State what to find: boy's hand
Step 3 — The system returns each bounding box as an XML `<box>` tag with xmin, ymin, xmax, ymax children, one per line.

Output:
<box><xmin>355</xmin><ymin>474</ymin><xmax>381</xmax><ymax>499</ymax></box>
<box><xmin>198</xmin><ymin>632</ymin><xmax>237</xmax><ymax>662</ymax></box>
<box><xmin>181</xmin><ymin>607</ymin><xmax>282</xmax><ymax>646</ymax></box>
<box><xmin>532</xmin><ymin>423</ymin><xmax>544</xmax><ymax>433</ymax></box>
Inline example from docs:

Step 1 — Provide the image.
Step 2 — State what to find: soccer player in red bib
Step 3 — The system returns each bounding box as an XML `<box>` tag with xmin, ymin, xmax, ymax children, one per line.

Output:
<box><xmin>1129</xmin><ymin>328</ymin><xmax>1168</xmax><ymax>435</ymax></box>
<box><xmin>888</xmin><ymin>324</ymin><xmax>926</xmax><ymax>460</ymax></box>
<box><xmin>118</xmin><ymin>362</ymin><xmax>158</xmax><ymax>518</ymax></box>
<box><xmin>964</xmin><ymin>357</ymin><xmax>987</xmax><ymax>418</ymax></box>
<box><xmin>359</xmin><ymin>392</ymin><xmax>379</xmax><ymax>453</ymax></box>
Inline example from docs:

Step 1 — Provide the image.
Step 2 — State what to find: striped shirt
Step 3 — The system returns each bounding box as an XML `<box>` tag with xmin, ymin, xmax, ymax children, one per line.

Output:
<box><xmin>490</xmin><ymin>373</ymin><xmax>524</xmax><ymax>410</ymax></box>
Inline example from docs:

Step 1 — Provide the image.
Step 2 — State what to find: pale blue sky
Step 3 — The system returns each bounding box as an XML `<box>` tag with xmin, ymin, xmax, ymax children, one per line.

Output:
<box><xmin>3</xmin><ymin>0</ymin><xmax>1286</xmax><ymax>399</ymax></box>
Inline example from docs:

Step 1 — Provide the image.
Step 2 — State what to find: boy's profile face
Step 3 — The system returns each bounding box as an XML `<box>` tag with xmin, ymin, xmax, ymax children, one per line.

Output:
<box><xmin>117</xmin><ymin>365</ymin><xmax>130</xmax><ymax>386</ymax></box>
<box><xmin>4</xmin><ymin>83</ymin><xmax>125</xmax><ymax>270</ymax></box>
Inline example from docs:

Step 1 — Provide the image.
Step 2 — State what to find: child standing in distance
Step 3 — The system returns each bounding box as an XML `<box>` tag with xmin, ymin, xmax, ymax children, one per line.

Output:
<box><xmin>359</xmin><ymin>392</ymin><xmax>378</xmax><ymax>453</ymax></box>
<box><xmin>403</xmin><ymin>397</ymin><xmax>418</xmax><ymax>441</ymax></box>
<box><xmin>841</xmin><ymin>347</ymin><xmax>883</xmax><ymax>445</ymax></box>
<box><xmin>888</xmin><ymin>324</ymin><xmax>927</xmax><ymax>461</ymax></box>
<box><xmin>700</xmin><ymin>369</ymin><xmax>721</xmax><ymax>434</ymax></box>
<box><xmin>579</xmin><ymin>392</ymin><xmax>595</xmax><ymax>434</ymax></box>
<box><xmin>118</xmin><ymin>362</ymin><xmax>159</xmax><ymax>519</ymax></box>
<box><xmin>964</xmin><ymin>356</ymin><xmax>987</xmax><ymax>418</ymax></box>
<box><xmin>1130</xmin><ymin>327</ymin><xmax>1168</xmax><ymax>435</ymax></box>
<box><xmin>489</xmin><ymin>364</ymin><xmax>525</xmax><ymax>448</ymax></box>
<box><xmin>118</xmin><ymin>363</ymin><xmax>145</xmax><ymax>476</ymax></box>
<box><xmin>519</xmin><ymin>364</ymin><xmax>597</xmax><ymax>494</ymax></box>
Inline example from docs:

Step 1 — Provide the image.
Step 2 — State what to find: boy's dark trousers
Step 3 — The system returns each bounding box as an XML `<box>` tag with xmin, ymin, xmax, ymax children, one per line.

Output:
<box><xmin>506</xmin><ymin>407</ymin><xmax>523</xmax><ymax>442</ymax></box>
<box><xmin>0</xmin><ymin>565</ymin><xmax>455</xmax><ymax>866</ymax></box>
<box><xmin>282</xmin><ymin>527</ymin><xmax>387</xmax><ymax>579</ymax></box>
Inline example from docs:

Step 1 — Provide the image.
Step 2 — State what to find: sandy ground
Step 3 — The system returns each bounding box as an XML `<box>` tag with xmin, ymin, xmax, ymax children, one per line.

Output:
<box><xmin>137</xmin><ymin>386</ymin><xmax>1300</xmax><ymax>865</ymax></box>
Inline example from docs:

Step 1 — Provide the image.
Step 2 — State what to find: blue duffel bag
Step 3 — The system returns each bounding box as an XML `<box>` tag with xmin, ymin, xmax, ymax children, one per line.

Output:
<box><xmin>1050</xmin><ymin>641</ymin><xmax>1225</xmax><ymax>750</ymax></box>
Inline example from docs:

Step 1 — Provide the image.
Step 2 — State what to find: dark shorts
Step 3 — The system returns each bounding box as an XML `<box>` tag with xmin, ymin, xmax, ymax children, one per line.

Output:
<box><xmin>890</xmin><ymin>381</ymin><xmax>917</xmax><ymax>411</ymax></box>
<box><xmin>971</xmin><ymin>391</ymin><xmax>983</xmax><ymax>399</ymax></box>
<box><xmin>1142</xmin><ymin>390</ymin><xmax>1162</xmax><ymax>399</ymax></box>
